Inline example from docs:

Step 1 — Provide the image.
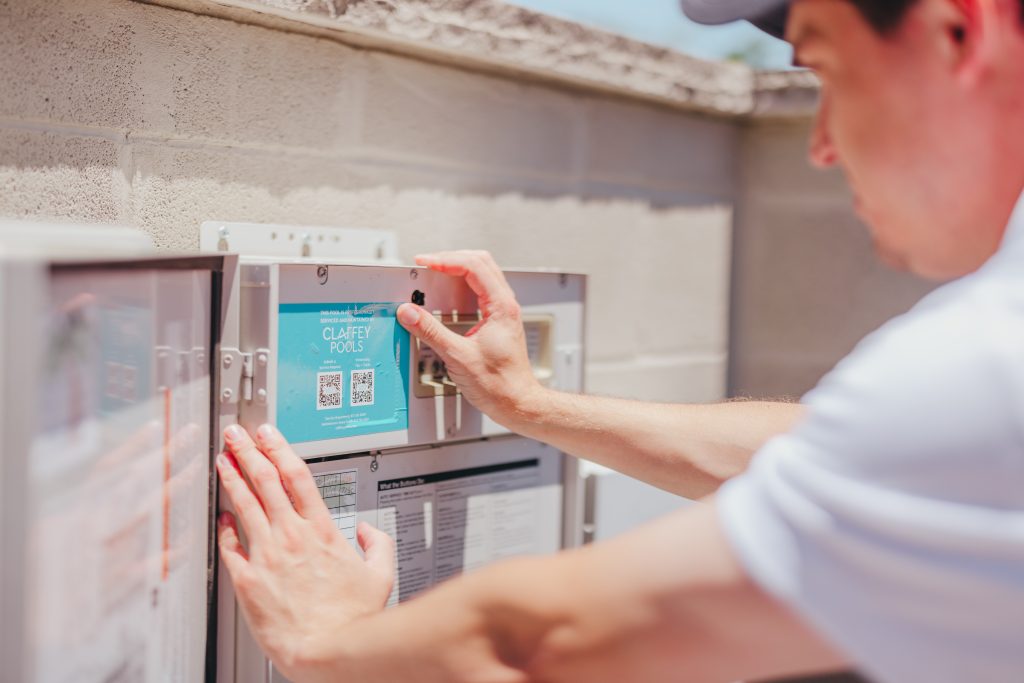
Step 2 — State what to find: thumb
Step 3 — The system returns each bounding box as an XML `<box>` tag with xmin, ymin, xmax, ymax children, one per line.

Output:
<box><xmin>357</xmin><ymin>521</ymin><xmax>396</xmax><ymax>581</ymax></box>
<box><xmin>397</xmin><ymin>304</ymin><xmax>466</xmax><ymax>359</ymax></box>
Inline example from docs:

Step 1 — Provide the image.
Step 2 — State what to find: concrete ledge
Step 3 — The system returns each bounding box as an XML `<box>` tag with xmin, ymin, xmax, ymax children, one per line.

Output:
<box><xmin>138</xmin><ymin>0</ymin><xmax>814</xmax><ymax>118</ymax></box>
<box><xmin>752</xmin><ymin>69</ymin><xmax>820</xmax><ymax>118</ymax></box>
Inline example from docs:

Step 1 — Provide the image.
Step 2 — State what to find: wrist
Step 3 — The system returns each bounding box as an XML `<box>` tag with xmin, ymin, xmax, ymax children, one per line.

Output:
<box><xmin>503</xmin><ymin>382</ymin><xmax>560</xmax><ymax>436</ymax></box>
<box><xmin>291</xmin><ymin>620</ymin><xmax>371</xmax><ymax>683</ymax></box>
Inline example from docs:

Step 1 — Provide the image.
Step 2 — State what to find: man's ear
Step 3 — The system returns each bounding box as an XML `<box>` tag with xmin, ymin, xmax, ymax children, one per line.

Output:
<box><xmin>935</xmin><ymin>0</ymin><xmax>1007</xmax><ymax>85</ymax></box>
<box><xmin>917</xmin><ymin>0</ymin><xmax>978</xmax><ymax>69</ymax></box>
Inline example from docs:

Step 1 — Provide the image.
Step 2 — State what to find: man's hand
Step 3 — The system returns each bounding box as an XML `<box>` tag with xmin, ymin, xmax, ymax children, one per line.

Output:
<box><xmin>397</xmin><ymin>250</ymin><xmax>544</xmax><ymax>427</ymax></box>
<box><xmin>216</xmin><ymin>424</ymin><xmax>395</xmax><ymax>683</ymax></box>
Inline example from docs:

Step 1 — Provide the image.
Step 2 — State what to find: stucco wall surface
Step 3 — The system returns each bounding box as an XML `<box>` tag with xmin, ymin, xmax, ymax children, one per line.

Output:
<box><xmin>0</xmin><ymin>0</ymin><xmax>734</xmax><ymax>404</ymax></box>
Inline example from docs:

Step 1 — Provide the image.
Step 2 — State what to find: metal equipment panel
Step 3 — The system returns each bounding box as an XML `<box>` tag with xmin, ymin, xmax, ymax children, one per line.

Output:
<box><xmin>232</xmin><ymin>262</ymin><xmax>585</xmax><ymax>459</ymax></box>
<box><xmin>265</xmin><ymin>436</ymin><xmax>565</xmax><ymax>683</ymax></box>
<box><xmin>0</xmin><ymin>256</ymin><xmax>229</xmax><ymax>683</ymax></box>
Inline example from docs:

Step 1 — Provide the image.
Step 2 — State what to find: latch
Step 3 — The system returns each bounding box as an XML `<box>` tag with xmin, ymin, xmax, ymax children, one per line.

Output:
<box><xmin>219</xmin><ymin>347</ymin><xmax>270</xmax><ymax>405</ymax></box>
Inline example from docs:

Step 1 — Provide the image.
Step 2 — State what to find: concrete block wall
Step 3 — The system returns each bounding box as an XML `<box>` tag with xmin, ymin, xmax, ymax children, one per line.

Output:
<box><xmin>0</xmin><ymin>0</ymin><xmax>734</xmax><ymax>405</ymax></box>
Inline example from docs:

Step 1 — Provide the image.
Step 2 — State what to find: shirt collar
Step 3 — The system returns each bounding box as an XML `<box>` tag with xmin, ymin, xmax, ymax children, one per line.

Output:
<box><xmin>996</xmin><ymin>189</ymin><xmax>1024</xmax><ymax>254</ymax></box>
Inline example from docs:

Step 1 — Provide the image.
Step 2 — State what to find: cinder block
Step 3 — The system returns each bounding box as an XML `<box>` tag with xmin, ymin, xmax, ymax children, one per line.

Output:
<box><xmin>359</xmin><ymin>52</ymin><xmax>585</xmax><ymax>179</ymax></box>
<box><xmin>467</xmin><ymin>198</ymin><xmax>731</xmax><ymax>360</ymax></box>
<box><xmin>729</xmin><ymin>196</ymin><xmax>933</xmax><ymax>398</ymax></box>
<box><xmin>126</xmin><ymin>142</ymin><xmax>377</xmax><ymax>250</ymax></box>
<box><xmin>0</xmin><ymin>128</ymin><xmax>125</xmax><ymax>223</ymax></box>
<box><xmin>627</xmin><ymin>206</ymin><xmax>731</xmax><ymax>355</ymax></box>
<box><xmin>739</xmin><ymin>120</ymin><xmax>849</xmax><ymax>201</ymax></box>
<box><xmin>0</xmin><ymin>1</ymin><xmax>144</xmax><ymax>129</ymax></box>
<box><xmin>130</xmin><ymin>8</ymin><xmax>364</xmax><ymax>150</ymax></box>
<box><xmin>583</xmin><ymin>99</ymin><xmax>738</xmax><ymax>202</ymax></box>
<box><xmin>585</xmin><ymin>354</ymin><xmax>728</xmax><ymax>403</ymax></box>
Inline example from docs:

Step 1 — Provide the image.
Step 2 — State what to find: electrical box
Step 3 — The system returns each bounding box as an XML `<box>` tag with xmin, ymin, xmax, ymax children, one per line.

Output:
<box><xmin>0</xmin><ymin>231</ymin><xmax>232</xmax><ymax>683</ymax></box>
<box><xmin>204</xmin><ymin>223</ymin><xmax>587</xmax><ymax>683</ymax></box>
<box><xmin>226</xmin><ymin>261</ymin><xmax>585</xmax><ymax>456</ymax></box>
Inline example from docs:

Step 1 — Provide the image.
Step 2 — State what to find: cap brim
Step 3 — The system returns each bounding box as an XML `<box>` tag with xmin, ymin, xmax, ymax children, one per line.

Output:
<box><xmin>680</xmin><ymin>0</ymin><xmax>790</xmax><ymax>39</ymax></box>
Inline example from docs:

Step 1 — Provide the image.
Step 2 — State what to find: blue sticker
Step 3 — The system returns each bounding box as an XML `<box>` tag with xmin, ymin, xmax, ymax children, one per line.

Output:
<box><xmin>277</xmin><ymin>303</ymin><xmax>410</xmax><ymax>443</ymax></box>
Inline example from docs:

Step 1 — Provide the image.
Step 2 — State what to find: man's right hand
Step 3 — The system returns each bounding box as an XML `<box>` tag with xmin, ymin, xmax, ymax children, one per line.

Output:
<box><xmin>397</xmin><ymin>250</ymin><xmax>545</xmax><ymax>428</ymax></box>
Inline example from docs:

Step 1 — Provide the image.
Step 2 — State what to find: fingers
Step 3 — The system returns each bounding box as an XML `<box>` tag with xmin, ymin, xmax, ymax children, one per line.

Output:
<box><xmin>397</xmin><ymin>303</ymin><xmax>471</xmax><ymax>362</ymax></box>
<box><xmin>254</xmin><ymin>424</ymin><xmax>333</xmax><ymax>524</ymax></box>
<box><xmin>414</xmin><ymin>251</ymin><xmax>518</xmax><ymax>317</ymax></box>
<box><xmin>357</xmin><ymin>522</ymin><xmax>396</xmax><ymax>583</ymax></box>
<box><xmin>216</xmin><ymin>451</ymin><xmax>271</xmax><ymax>544</ymax></box>
<box><xmin>224</xmin><ymin>425</ymin><xmax>297</xmax><ymax>523</ymax></box>
<box><xmin>218</xmin><ymin>511</ymin><xmax>250</xmax><ymax>580</ymax></box>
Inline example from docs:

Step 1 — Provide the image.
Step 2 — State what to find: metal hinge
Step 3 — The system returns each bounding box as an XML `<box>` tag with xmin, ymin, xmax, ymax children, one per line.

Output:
<box><xmin>155</xmin><ymin>345</ymin><xmax>174</xmax><ymax>393</ymax></box>
<box><xmin>219</xmin><ymin>347</ymin><xmax>270</xmax><ymax>405</ymax></box>
<box><xmin>219</xmin><ymin>347</ymin><xmax>251</xmax><ymax>405</ymax></box>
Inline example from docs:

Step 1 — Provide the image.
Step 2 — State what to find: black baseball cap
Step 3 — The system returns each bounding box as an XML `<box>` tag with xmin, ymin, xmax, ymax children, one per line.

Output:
<box><xmin>680</xmin><ymin>0</ymin><xmax>791</xmax><ymax>39</ymax></box>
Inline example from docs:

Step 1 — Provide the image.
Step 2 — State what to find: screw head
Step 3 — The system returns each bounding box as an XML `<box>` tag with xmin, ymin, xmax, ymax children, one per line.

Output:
<box><xmin>221</xmin><ymin>388</ymin><xmax>234</xmax><ymax>401</ymax></box>
<box><xmin>256</xmin><ymin>388</ymin><xmax>268</xmax><ymax>401</ymax></box>
<box><xmin>257</xmin><ymin>354</ymin><xmax>268</xmax><ymax>367</ymax></box>
<box><xmin>317</xmin><ymin>265</ymin><xmax>329</xmax><ymax>285</ymax></box>
<box><xmin>223</xmin><ymin>355</ymin><xmax>232</xmax><ymax>368</ymax></box>
<box><xmin>409</xmin><ymin>269</ymin><xmax>419</xmax><ymax>280</ymax></box>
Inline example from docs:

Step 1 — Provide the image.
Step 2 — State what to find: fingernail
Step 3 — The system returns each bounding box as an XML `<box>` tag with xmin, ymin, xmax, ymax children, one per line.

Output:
<box><xmin>257</xmin><ymin>423</ymin><xmax>276</xmax><ymax>440</ymax></box>
<box><xmin>216</xmin><ymin>452</ymin><xmax>230</xmax><ymax>469</ymax></box>
<box><xmin>398</xmin><ymin>304</ymin><xmax>420</xmax><ymax>326</ymax></box>
<box><xmin>224</xmin><ymin>425</ymin><xmax>244</xmax><ymax>443</ymax></box>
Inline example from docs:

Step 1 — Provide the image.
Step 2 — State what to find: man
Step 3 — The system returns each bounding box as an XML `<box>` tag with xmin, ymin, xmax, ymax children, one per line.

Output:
<box><xmin>214</xmin><ymin>1</ymin><xmax>1024</xmax><ymax>681</ymax></box>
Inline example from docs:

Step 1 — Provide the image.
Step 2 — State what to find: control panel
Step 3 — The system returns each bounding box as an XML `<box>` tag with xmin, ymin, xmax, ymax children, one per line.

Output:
<box><xmin>224</xmin><ymin>262</ymin><xmax>585</xmax><ymax>459</ymax></box>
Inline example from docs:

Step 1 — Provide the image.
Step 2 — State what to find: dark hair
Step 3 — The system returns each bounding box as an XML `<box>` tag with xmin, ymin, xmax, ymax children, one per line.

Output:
<box><xmin>848</xmin><ymin>0</ymin><xmax>917</xmax><ymax>34</ymax></box>
<box><xmin>849</xmin><ymin>0</ymin><xmax>1024</xmax><ymax>34</ymax></box>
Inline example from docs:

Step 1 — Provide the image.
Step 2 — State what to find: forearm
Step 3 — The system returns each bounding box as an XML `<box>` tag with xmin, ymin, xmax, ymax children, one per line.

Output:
<box><xmin>504</xmin><ymin>388</ymin><xmax>805</xmax><ymax>498</ymax></box>
<box><xmin>320</xmin><ymin>503</ymin><xmax>843</xmax><ymax>683</ymax></box>
<box><xmin>319</xmin><ymin>557</ymin><xmax>561</xmax><ymax>683</ymax></box>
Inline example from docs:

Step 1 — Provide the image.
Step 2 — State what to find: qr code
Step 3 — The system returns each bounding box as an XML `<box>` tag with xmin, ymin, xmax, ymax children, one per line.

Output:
<box><xmin>350</xmin><ymin>369</ymin><xmax>374</xmax><ymax>406</ymax></box>
<box><xmin>317</xmin><ymin>372</ymin><xmax>342</xmax><ymax>410</ymax></box>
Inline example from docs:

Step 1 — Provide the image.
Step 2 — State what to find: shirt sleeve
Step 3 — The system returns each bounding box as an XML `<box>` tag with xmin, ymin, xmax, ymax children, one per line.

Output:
<box><xmin>716</xmin><ymin>297</ymin><xmax>1024</xmax><ymax>683</ymax></box>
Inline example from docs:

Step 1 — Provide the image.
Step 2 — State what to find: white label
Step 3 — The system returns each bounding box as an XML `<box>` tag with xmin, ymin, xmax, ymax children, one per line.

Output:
<box><xmin>377</xmin><ymin>459</ymin><xmax>542</xmax><ymax>606</ymax></box>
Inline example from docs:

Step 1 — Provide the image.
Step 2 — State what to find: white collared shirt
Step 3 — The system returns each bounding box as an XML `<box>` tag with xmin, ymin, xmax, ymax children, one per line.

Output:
<box><xmin>718</xmin><ymin>192</ymin><xmax>1024</xmax><ymax>683</ymax></box>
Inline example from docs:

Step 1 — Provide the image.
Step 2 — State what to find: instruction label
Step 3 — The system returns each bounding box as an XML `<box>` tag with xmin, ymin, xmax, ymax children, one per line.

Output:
<box><xmin>314</xmin><ymin>469</ymin><xmax>359</xmax><ymax>547</ymax></box>
<box><xmin>377</xmin><ymin>459</ymin><xmax>542</xmax><ymax>605</ymax></box>
<box><xmin>277</xmin><ymin>302</ymin><xmax>410</xmax><ymax>443</ymax></box>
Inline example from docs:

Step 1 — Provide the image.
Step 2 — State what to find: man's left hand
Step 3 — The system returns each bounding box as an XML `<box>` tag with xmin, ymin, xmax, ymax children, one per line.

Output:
<box><xmin>216</xmin><ymin>423</ymin><xmax>395</xmax><ymax>683</ymax></box>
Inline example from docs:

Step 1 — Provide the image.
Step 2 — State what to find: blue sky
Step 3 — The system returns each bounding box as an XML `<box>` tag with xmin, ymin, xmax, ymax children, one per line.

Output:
<box><xmin>508</xmin><ymin>0</ymin><xmax>792</xmax><ymax>69</ymax></box>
